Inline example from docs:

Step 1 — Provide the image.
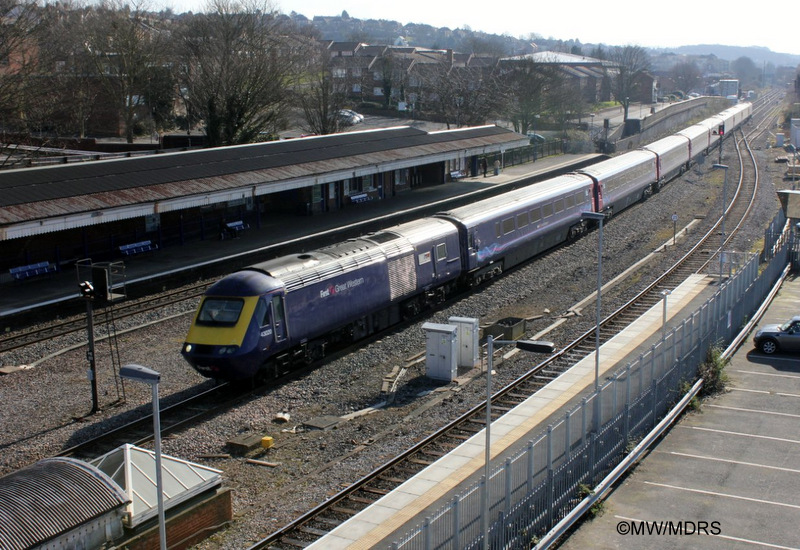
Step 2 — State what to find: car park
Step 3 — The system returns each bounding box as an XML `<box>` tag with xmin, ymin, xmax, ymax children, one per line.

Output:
<box><xmin>752</xmin><ymin>315</ymin><xmax>800</xmax><ymax>354</ymax></box>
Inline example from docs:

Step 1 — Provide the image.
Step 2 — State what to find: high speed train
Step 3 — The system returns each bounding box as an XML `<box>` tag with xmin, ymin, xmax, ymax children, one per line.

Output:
<box><xmin>181</xmin><ymin>101</ymin><xmax>752</xmax><ymax>381</ymax></box>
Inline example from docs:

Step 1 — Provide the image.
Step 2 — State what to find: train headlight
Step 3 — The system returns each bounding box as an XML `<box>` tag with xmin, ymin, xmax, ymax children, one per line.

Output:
<box><xmin>217</xmin><ymin>345</ymin><xmax>239</xmax><ymax>355</ymax></box>
<box><xmin>184</xmin><ymin>344</ymin><xmax>193</xmax><ymax>353</ymax></box>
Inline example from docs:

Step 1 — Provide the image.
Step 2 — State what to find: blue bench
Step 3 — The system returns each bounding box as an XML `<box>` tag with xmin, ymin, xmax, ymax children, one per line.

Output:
<box><xmin>223</xmin><ymin>220</ymin><xmax>249</xmax><ymax>239</ymax></box>
<box><xmin>9</xmin><ymin>261</ymin><xmax>57</xmax><ymax>281</ymax></box>
<box><xmin>120</xmin><ymin>240</ymin><xmax>158</xmax><ymax>256</ymax></box>
<box><xmin>350</xmin><ymin>193</ymin><xmax>370</xmax><ymax>204</ymax></box>
<box><xmin>450</xmin><ymin>170</ymin><xmax>466</xmax><ymax>181</ymax></box>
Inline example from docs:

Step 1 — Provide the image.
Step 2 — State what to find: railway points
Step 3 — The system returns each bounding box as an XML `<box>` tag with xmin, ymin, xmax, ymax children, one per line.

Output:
<box><xmin>0</xmin><ymin>154</ymin><xmax>599</xmax><ymax>319</ymax></box>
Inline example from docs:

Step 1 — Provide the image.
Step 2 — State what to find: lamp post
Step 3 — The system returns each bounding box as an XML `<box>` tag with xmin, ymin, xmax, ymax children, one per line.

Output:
<box><xmin>482</xmin><ymin>336</ymin><xmax>554</xmax><ymax>550</ymax></box>
<box><xmin>120</xmin><ymin>364</ymin><xmax>167</xmax><ymax>550</ymax></box>
<box><xmin>582</xmin><ymin>211</ymin><xmax>605</xmax><ymax>440</ymax></box>
<box><xmin>712</xmin><ymin>164</ymin><xmax>728</xmax><ymax>284</ymax></box>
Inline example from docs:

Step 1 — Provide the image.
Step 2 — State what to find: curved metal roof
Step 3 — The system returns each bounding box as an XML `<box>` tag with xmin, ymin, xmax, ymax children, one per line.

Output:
<box><xmin>0</xmin><ymin>457</ymin><xmax>128</xmax><ymax>550</ymax></box>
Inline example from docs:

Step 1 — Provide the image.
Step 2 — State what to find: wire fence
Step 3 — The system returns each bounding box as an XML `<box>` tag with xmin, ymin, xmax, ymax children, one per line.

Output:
<box><xmin>390</xmin><ymin>212</ymin><xmax>791</xmax><ymax>550</ymax></box>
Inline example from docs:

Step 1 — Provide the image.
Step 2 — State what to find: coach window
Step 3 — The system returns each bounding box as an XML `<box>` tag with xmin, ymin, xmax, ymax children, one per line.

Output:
<box><xmin>435</xmin><ymin>242</ymin><xmax>447</xmax><ymax>261</ymax></box>
<box><xmin>565</xmin><ymin>194</ymin><xmax>575</xmax><ymax>209</ymax></box>
<box><xmin>554</xmin><ymin>199</ymin><xmax>564</xmax><ymax>214</ymax></box>
<box><xmin>502</xmin><ymin>217</ymin><xmax>515</xmax><ymax>235</ymax></box>
<box><xmin>542</xmin><ymin>203</ymin><xmax>554</xmax><ymax>219</ymax></box>
<box><xmin>517</xmin><ymin>212</ymin><xmax>529</xmax><ymax>228</ymax></box>
<box><xmin>530</xmin><ymin>208</ymin><xmax>541</xmax><ymax>223</ymax></box>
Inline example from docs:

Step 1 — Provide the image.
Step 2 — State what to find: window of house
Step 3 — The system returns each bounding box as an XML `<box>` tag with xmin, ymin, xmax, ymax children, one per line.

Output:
<box><xmin>373</xmin><ymin>87</ymin><xmax>384</xmax><ymax>96</ymax></box>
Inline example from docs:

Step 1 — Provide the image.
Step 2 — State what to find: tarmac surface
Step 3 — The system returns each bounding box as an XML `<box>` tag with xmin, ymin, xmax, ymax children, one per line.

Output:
<box><xmin>0</xmin><ymin>154</ymin><xmax>599</xmax><ymax>318</ymax></box>
<box><xmin>560</xmin><ymin>273</ymin><xmax>800</xmax><ymax>550</ymax></box>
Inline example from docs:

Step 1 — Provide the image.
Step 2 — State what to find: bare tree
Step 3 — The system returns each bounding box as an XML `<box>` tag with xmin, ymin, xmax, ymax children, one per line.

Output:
<box><xmin>175</xmin><ymin>0</ymin><xmax>308</xmax><ymax>146</ymax></box>
<box><xmin>500</xmin><ymin>58</ymin><xmax>558</xmax><ymax>135</ymax></box>
<box><xmin>609</xmin><ymin>45</ymin><xmax>651</xmax><ymax>121</ymax></box>
<box><xmin>81</xmin><ymin>0</ymin><xmax>169</xmax><ymax>143</ymax></box>
<box><xmin>296</xmin><ymin>43</ymin><xmax>350</xmax><ymax>135</ymax></box>
<box><xmin>418</xmin><ymin>55</ymin><xmax>500</xmax><ymax>128</ymax></box>
<box><xmin>670</xmin><ymin>60</ymin><xmax>701</xmax><ymax>95</ymax></box>
<box><xmin>0</xmin><ymin>0</ymin><xmax>46</xmax><ymax>133</ymax></box>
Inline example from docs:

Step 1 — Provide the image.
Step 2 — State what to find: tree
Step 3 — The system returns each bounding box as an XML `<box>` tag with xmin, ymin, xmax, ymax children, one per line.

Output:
<box><xmin>0</xmin><ymin>0</ymin><xmax>46</xmax><ymax>133</ymax></box>
<box><xmin>175</xmin><ymin>0</ymin><xmax>308</xmax><ymax>146</ymax></box>
<box><xmin>500</xmin><ymin>57</ymin><xmax>558</xmax><ymax>135</ymax></box>
<box><xmin>670</xmin><ymin>60</ymin><xmax>701</xmax><ymax>94</ymax></box>
<box><xmin>81</xmin><ymin>0</ymin><xmax>170</xmax><ymax>143</ymax></box>
<box><xmin>296</xmin><ymin>43</ymin><xmax>350</xmax><ymax>135</ymax></box>
<box><xmin>731</xmin><ymin>56</ymin><xmax>759</xmax><ymax>88</ymax></box>
<box><xmin>609</xmin><ymin>45</ymin><xmax>651</xmax><ymax>121</ymax></box>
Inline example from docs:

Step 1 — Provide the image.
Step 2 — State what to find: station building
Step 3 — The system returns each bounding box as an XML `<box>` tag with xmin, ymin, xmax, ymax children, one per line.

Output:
<box><xmin>0</xmin><ymin>125</ymin><xmax>530</xmax><ymax>282</ymax></box>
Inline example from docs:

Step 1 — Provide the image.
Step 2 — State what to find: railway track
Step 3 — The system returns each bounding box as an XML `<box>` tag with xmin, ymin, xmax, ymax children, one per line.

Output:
<box><xmin>249</xmin><ymin>103</ymin><xmax>775</xmax><ymax>549</ymax></box>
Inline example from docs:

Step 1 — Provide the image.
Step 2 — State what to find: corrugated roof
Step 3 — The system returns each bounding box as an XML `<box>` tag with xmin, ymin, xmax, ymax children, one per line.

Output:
<box><xmin>0</xmin><ymin>125</ymin><xmax>528</xmax><ymax>230</ymax></box>
<box><xmin>0</xmin><ymin>457</ymin><xmax>128</xmax><ymax>550</ymax></box>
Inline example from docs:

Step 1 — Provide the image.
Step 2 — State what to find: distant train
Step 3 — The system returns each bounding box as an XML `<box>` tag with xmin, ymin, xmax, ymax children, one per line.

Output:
<box><xmin>181</xmin><ymin>102</ymin><xmax>753</xmax><ymax>381</ymax></box>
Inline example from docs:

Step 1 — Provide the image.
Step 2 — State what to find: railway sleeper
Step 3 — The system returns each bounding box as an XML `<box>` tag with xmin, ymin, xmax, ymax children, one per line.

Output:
<box><xmin>361</xmin><ymin>486</ymin><xmax>391</xmax><ymax>496</ymax></box>
<box><xmin>278</xmin><ymin>536</ymin><xmax>311</xmax><ymax>548</ymax></box>
<box><xmin>331</xmin><ymin>505</ymin><xmax>362</xmax><ymax>516</ymax></box>
<box><xmin>299</xmin><ymin>526</ymin><xmax>331</xmax><ymax>537</ymax></box>
<box><xmin>349</xmin><ymin>495</ymin><xmax>379</xmax><ymax>506</ymax></box>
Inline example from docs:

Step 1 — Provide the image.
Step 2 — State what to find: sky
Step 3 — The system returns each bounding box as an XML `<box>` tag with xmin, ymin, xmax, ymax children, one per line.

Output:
<box><xmin>161</xmin><ymin>0</ymin><xmax>800</xmax><ymax>56</ymax></box>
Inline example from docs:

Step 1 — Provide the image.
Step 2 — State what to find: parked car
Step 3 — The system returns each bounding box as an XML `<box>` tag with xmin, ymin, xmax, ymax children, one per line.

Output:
<box><xmin>338</xmin><ymin>109</ymin><xmax>364</xmax><ymax>125</ymax></box>
<box><xmin>752</xmin><ymin>315</ymin><xmax>800</xmax><ymax>354</ymax></box>
<box><xmin>526</xmin><ymin>132</ymin><xmax>546</xmax><ymax>143</ymax></box>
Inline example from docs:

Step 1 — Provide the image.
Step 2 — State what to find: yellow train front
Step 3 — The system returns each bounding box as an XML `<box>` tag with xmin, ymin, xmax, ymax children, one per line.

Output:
<box><xmin>182</xmin><ymin>270</ymin><xmax>287</xmax><ymax>380</ymax></box>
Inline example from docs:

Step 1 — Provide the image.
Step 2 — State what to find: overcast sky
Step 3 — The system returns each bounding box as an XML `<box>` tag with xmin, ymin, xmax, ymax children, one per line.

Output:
<box><xmin>162</xmin><ymin>0</ymin><xmax>800</xmax><ymax>56</ymax></box>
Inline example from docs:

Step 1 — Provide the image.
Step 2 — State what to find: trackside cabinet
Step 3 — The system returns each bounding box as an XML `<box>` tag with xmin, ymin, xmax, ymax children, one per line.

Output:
<box><xmin>448</xmin><ymin>316</ymin><xmax>480</xmax><ymax>368</ymax></box>
<box><xmin>422</xmin><ymin>322</ymin><xmax>458</xmax><ymax>382</ymax></box>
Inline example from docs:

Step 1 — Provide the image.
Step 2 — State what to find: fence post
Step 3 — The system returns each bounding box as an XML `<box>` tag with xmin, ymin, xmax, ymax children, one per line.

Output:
<box><xmin>565</xmin><ymin>410</ymin><xmax>571</xmax><ymax>459</ymax></box>
<box><xmin>527</xmin><ymin>440</ymin><xmax>535</xmax><ymax>492</ymax></box>
<box><xmin>624</xmin><ymin>364</ymin><xmax>632</xmax><ymax>444</ymax></box>
<box><xmin>452</xmin><ymin>495</ymin><xmax>460</xmax><ymax>550</ymax></box>
<box><xmin>505</xmin><ymin>458</ymin><xmax>513</xmax><ymax>516</ymax></box>
<box><xmin>580</xmin><ymin>398</ymin><xmax>587</xmax><ymax>448</ymax></box>
<box><xmin>423</xmin><ymin>516</ymin><xmax>431</xmax><ymax>550</ymax></box>
<box><xmin>546</xmin><ymin>425</ymin><xmax>555</xmax><ymax>528</ymax></box>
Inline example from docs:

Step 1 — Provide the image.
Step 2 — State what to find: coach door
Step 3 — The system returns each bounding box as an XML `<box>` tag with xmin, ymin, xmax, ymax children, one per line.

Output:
<box><xmin>271</xmin><ymin>294</ymin><xmax>287</xmax><ymax>343</ymax></box>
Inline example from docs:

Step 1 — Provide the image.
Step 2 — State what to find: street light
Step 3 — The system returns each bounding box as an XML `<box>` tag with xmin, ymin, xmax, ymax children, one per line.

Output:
<box><xmin>120</xmin><ymin>364</ymin><xmax>167</xmax><ymax>550</ymax></box>
<box><xmin>482</xmin><ymin>335</ymin><xmax>554</xmax><ymax>550</ymax></box>
<box><xmin>712</xmin><ymin>164</ymin><xmax>728</xmax><ymax>284</ymax></box>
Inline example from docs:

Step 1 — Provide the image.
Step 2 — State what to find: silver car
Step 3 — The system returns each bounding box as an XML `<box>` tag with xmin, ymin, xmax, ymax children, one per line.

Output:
<box><xmin>753</xmin><ymin>315</ymin><xmax>800</xmax><ymax>354</ymax></box>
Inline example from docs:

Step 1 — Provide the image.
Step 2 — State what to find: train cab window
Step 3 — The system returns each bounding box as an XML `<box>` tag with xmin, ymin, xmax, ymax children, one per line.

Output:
<box><xmin>542</xmin><ymin>203</ymin><xmax>554</xmax><ymax>218</ymax></box>
<box><xmin>565</xmin><ymin>194</ymin><xmax>575</xmax><ymax>208</ymax></box>
<box><xmin>502</xmin><ymin>217</ymin><xmax>515</xmax><ymax>235</ymax></box>
<box><xmin>517</xmin><ymin>212</ymin><xmax>529</xmax><ymax>228</ymax></box>
<box><xmin>254</xmin><ymin>299</ymin><xmax>270</xmax><ymax>328</ymax></box>
<box><xmin>197</xmin><ymin>297</ymin><xmax>244</xmax><ymax>326</ymax></box>
<box><xmin>554</xmin><ymin>199</ymin><xmax>564</xmax><ymax>213</ymax></box>
<box><xmin>530</xmin><ymin>208</ymin><xmax>541</xmax><ymax>223</ymax></box>
<box><xmin>435</xmin><ymin>242</ymin><xmax>447</xmax><ymax>261</ymax></box>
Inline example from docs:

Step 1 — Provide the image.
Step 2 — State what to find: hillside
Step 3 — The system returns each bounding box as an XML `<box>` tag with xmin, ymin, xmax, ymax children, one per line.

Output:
<box><xmin>289</xmin><ymin>11</ymin><xmax>800</xmax><ymax>67</ymax></box>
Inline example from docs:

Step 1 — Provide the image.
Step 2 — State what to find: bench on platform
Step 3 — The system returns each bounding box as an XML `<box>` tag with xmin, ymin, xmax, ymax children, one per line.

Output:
<box><xmin>349</xmin><ymin>193</ymin><xmax>370</xmax><ymax>204</ymax></box>
<box><xmin>119</xmin><ymin>240</ymin><xmax>158</xmax><ymax>256</ymax></box>
<box><xmin>223</xmin><ymin>220</ymin><xmax>249</xmax><ymax>239</ymax></box>
<box><xmin>450</xmin><ymin>170</ymin><xmax>466</xmax><ymax>181</ymax></box>
<box><xmin>9</xmin><ymin>261</ymin><xmax>57</xmax><ymax>281</ymax></box>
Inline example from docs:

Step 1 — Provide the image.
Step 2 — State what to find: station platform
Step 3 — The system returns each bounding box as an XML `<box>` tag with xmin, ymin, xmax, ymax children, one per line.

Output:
<box><xmin>0</xmin><ymin>154</ymin><xmax>600</xmax><ymax>318</ymax></box>
<box><xmin>306</xmin><ymin>272</ymin><xmax>722</xmax><ymax>549</ymax></box>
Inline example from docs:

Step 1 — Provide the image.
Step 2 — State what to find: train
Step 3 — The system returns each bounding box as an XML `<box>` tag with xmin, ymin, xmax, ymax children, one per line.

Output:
<box><xmin>181</xmin><ymin>101</ymin><xmax>753</xmax><ymax>381</ymax></box>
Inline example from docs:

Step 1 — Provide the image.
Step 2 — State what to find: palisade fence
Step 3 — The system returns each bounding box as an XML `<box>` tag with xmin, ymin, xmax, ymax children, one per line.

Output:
<box><xmin>390</xmin><ymin>214</ymin><xmax>792</xmax><ymax>550</ymax></box>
